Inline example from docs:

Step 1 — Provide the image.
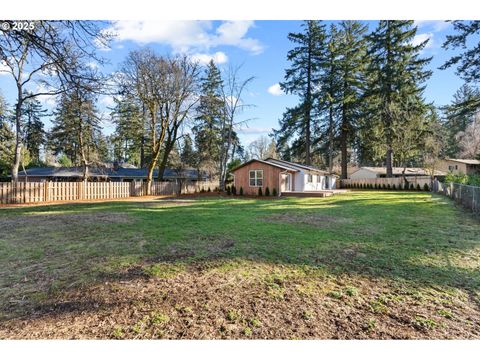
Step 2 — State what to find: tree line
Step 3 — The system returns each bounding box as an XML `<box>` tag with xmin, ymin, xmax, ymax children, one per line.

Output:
<box><xmin>272</xmin><ymin>20</ymin><xmax>480</xmax><ymax>179</ymax></box>
<box><xmin>1</xmin><ymin>20</ymin><xmax>479</xmax><ymax>187</ymax></box>
<box><xmin>0</xmin><ymin>21</ymin><xmax>253</xmax><ymax>192</ymax></box>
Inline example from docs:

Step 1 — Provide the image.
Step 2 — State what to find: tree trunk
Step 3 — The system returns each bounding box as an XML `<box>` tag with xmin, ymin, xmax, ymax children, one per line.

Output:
<box><xmin>11</xmin><ymin>94</ymin><xmax>23</xmax><ymax>182</ymax></box>
<box><xmin>328</xmin><ymin>102</ymin><xmax>335</xmax><ymax>173</ymax></box>
<box><xmin>340</xmin><ymin>120</ymin><xmax>348</xmax><ymax>180</ymax></box>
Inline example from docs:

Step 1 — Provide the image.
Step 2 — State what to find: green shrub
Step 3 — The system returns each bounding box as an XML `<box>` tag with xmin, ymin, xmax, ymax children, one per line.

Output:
<box><xmin>258</xmin><ymin>187</ymin><xmax>263</xmax><ymax>196</ymax></box>
<box><xmin>239</xmin><ymin>187</ymin><xmax>244</xmax><ymax>196</ymax></box>
<box><xmin>232</xmin><ymin>185</ymin><xmax>236</xmax><ymax>195</ymax></box>
<box><xmin>272</xmin><ymin>188</ymin><xmax>278</xmax><ymax>196</ymax></box>
<box><xmin>226</xmin><ymin>186</ymin><xmax>231</xmax><ymax>195</ymax></box>
<box><xmin>423</xmin><ymin>183</ymin><xmax>430</xmax><ymax>192</ymax></box>
<box><xmin>382</xmin><ymin>184</ymin><xmax>386</xmax><ymax>189</ymax></box>
<box><xmin>207</xmin><ymin>187</ymin><xmax>211</xmax><ymax>192</ymax></box>
<box><xmin>409</xmin><ymin>183</ymin><xmax>414</xmax><ymax>190</ymax></box>
<box><xmin>265</xmin><ymin>187</ymin><xmax>270</xmax><ymax>196</ymax></box>
<box><xmin>416</xmin><ymin>183</ymin><xmax>421</xmax><ymax>191</ymax></box>
<box><xmin>392</xmin><ymin>184</ymin><xmax>396</xmax><ymax>190</ymax></box>
<box><xmin>200</xmin><ymin>187</ymin><xmax>205</xmax><ymax>193</ymax></box>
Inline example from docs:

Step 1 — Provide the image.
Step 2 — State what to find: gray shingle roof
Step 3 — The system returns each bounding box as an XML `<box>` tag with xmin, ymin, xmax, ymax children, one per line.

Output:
<box><xmin>17</xmin><ymin>166</ymin><xmax>205</xmax><ymax>180</ymax></box>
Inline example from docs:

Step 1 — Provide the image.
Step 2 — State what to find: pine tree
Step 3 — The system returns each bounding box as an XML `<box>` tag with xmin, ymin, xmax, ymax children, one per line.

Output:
<box><xmin>193</xmin><ymin>60</ymin><xmax>224</xmax><ymax>179</ymax></box>
<box><xmin>274</xmin><ymin>20</ymin><xmax>328</xmax><ymax>165</ymax></box>
<box><xmin>21</xmin><ymin>94</ymin><xmax>47</xmax><ymax>165</ymax></box>
<box><xmin>110</xmin><ymin>95</ymin><xmax>145</xmax><ymax>167</ymax></box>
<box><xmin>366</xmin><ymin>21</ymin><xmax>432</xmax><ymax>177</ymax></box>
<box><xmin>336</xmin><ymin>21</ymin><xmax>368</xmax><ymax>179</ymax></box>
<box><xmin>49</xmin><ymin>88</ymin><xmax>103</xmax><ymax>179</ymax></box>
<box><xmin>441</xmin><ymin>21</ymin><xmax>480</xmax><ymax>84</ymax></box>
<box><xmin>441</xmin><ymin>84</ymin><xmax>480</xmax><ymax>157</ymax></box>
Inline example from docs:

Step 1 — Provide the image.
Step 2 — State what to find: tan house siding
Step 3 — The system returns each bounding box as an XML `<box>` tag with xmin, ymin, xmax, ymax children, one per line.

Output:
<box><xmin>232</xmin><ymin>160</ymin><xmax>295</xmax><ymax>195</ymax></box>
<box><xmin>438</xmin><ymin>160</ymin><xmax>480</xmax><ymax>175</ymax></box>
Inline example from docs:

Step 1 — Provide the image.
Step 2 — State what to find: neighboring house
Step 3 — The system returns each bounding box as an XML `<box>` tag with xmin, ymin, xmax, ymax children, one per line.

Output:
<box><xmin>13</xmin><ymin>166</ymin><xmax>207</xmax><ymax>182</ymax></box>
<box><xmin>231</xmin><ymin>158</ymin><xmax>337</xmax><ymax>196</ymax></box>
<box><xmin>349</xmin><ymin>167</ymin><xmax>446</xmax><ymax>180</ymax></box>
<box><xmin>438</xmin><ymin>159</ymin><xmax>480</xmax><ymax>175</ymax></box>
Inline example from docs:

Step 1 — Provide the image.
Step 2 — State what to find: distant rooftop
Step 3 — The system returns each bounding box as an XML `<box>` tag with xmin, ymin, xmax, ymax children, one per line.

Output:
<box><xmin>359</xmin><ymin>167</ymin><xmax>446</xmax><ymax>176</ymax></box>
<box><xmin>446</xmin><ymin>159</ymin><xmax>480</xmax><ymax>165</ymax></box>
<box><xmin>16</xmin><ymin>166</ymin><xmax>206</xmax><ymax>180</ymax></box>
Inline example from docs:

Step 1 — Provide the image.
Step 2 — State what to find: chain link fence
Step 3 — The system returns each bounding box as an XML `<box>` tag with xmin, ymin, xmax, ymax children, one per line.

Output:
<box><xmin>432</xmin><ymin>180</ymin><xmax>480</xmax><ymax>216</ymax></box>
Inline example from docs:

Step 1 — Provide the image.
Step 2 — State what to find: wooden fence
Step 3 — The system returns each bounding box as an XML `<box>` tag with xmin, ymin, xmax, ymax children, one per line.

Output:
<box><xmin>0</xmin><ymin>180</ymin><xmax>218</xmax><ymax>205</ymax></box>
<box><xmin>340</xmin><ymin>176</ymin><xmax>433</xmax><ymax>189</ymax></box>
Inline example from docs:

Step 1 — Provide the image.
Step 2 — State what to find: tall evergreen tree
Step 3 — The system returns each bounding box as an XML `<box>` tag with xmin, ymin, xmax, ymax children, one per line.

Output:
<box><xmin>192</xmin><ymin>60</ymin><xmax>224</xmax><ymax>179</ymax></box>
<box><xmin>49</xmin><ymin>87</ymin><xmax>103</xmax><ymax>179</ymax></box>
<box><xmin>274</xmin><ymin>20</ymin><xmax>328</xmax><ymax>165</ymax></box>
<box><xmin>441</xmin><ymin>84</ymin><xmax>480</xmax><ymax>157</ymax></box>
<box><xmin>441</xmin><ymin>21</ymin><xmax>480</xmax><ymax>85</ymax></box>
<box><xmin>336</xmin><ymin>21</ymin><xmax>368</xmax><ymax>179</ymax></box>
<box><xmin>110</xmin><ymin>95</ymin><xmax>145</xmax><ymax>167</ymax></box>
<box><xmin>21</xmin><ymin>94</ymin><xmax>47</xmax><ymax>165</ymax></box>
<box><xmin>366</xmin><ymin>20</ymin><xmax>432</xmax><ymax>177</ymax></box>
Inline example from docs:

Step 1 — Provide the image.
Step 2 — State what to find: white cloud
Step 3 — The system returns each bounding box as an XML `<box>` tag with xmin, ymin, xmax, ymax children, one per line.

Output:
<box><xmin>106</xmin><ymin>20</ymin><xmax>263</xmax><ymax>55</ymax></box>
<box><xmin>237</xmin><ymin>126</ymin><xmax>271</xmax><ymax>135</ymax></box>
<box><xmin>0</xmin><ymin>61</ymin><xmax>11</xmax><ymax>75</ymax></box>
<box><xmin>99</xmin><ymin>95</ymin><xmax>115</xmax><ymax>108</ymax></box>
<box><xmin>190</xmin><ymin>51</ymin><xmax>228</xmax><ymax>65</ymax></box>
<box><xmin>33</xmin><ymin>84</ymin><xmax>58</xmax><ymax>108</ymax></box>
<box><xmin>267</xmin><ymin>83</ymin><xmax>284</xmax><ymax>96</ymax></box>
<box><xmin>414</xmin><ymin>20</ymin><xmax>450</xmax><ymax>32</ymax></box>
<box><xmin>412</xmin><ymin>32</ymin><xmax>434</xmax><ymax>49</ymax></box>
<box><xmin>86</xmin><ymin>61</ymin><xmax>100</xmax><ymax>70</ymax></box>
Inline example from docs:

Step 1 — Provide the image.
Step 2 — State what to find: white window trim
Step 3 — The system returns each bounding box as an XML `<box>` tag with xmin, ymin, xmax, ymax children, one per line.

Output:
<box><xmin>249</xmin><ymin>169</ymin><xmax>264</xmax><ymax>187</ymax></box>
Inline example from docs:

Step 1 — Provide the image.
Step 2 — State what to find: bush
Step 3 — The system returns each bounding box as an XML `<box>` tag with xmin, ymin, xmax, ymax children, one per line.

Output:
<box><xmin>392</xmin><ymin>184</ymin><xmax>396</xmax><ymax>190</ymax></box>
<box><xmin>410</xmin><ymin>183</ymin><xmax>415</xmax><ymax>190</ymax></box>
<box><xmin>239</xmin><ymin>187</ymin><xmax>244</xmax><ymax>196</ymax></box>
<box><xmin>226</xmin><ymin>186</ymin><xmax>231</xmax><ymax>195</ymax></box>
<box><xmin>207</xmin><ymin>187</ymin><xmax>211</xmax><ymax>192</ymax></box>
<box><xmin>258</xmin><ymin>187</ymin><xmax>263</xmax><ymax>196</ymax></box>
<box><xmin>265</xmin><ymin>187</ymin><xmax>270</xmax><ymax>196</ymax></box>
<box><xmin>200</xmin><ymin>187</ymin><xmax>205</xmax><ymax>193</ymax></box>
<box><xmin>416</xmin><ymin>183</ymin><xmax>421</xmax><ymax>191</ymax></box>
<box><xmin>232</xmin><ymin>185</ymin><xmax>236</xmax><ymax>195</ymax></box>
<box><xmin>382</xmin><ymin>184</ymin><xmax>386</xmax><ymax>189</ymax></box>
<box><xmin>386</xmin><ymin>183</ymin><xmax>391</xmax><ymax>190</ymax></box>
<box><xmin>272</xmin><ymin>188</ymin><xmax>278</xmax><ymax>196</ymax></box>
<box><xmin>423</xmin><ymin>183</ymin><xmax>430</xmax><ymax>192</ymax></box>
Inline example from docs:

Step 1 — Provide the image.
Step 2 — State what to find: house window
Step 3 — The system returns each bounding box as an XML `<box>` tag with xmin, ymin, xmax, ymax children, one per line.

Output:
<box><xmin>249</xmin><ymin>170</ymin><xmax>263</xmax><ymax>187</ymax></box>
<box><xmin>448</xmin><ymin>165</ymin><xmax>454</xmax><ymax>171</ymax></box>
<box><xmin>307</xmin><ymin>174</ymin><xmax>313</xmax><ymax>183</ymax></box>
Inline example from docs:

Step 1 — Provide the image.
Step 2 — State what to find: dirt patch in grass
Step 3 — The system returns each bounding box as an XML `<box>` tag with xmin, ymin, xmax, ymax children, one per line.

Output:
<box><xmin>0</xmin><ymin>211</ymin><xmax>133</xmax><ymax>230</ymax></box>
<box><xmin>261</xmin><ymin>213</ymin><xmax>352</xmax><ymax>228</ymax></box>
<box><xmin>0</xmin><ymin>260</ymin><xmax>478</xmax><ymax>339</ymax></box>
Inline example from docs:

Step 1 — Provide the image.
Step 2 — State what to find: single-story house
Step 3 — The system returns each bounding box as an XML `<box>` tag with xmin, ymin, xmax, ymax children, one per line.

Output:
<box><xmin>438</xmin><ymin>158</ymin><xmax>480</xmax><ymax>175</ymax></box>
<box><xmin>13</xmin><ymin>166</ymin><xmax>207</xmax><ymax>182</ymax></box>
<box><xmin>231</xmin><ymin>158</ymin><xmax>337</xmax><ymax>196</ymax></box>
<box><xmin>349</xmin><ymin>167</ymin><xmax>446</xmax><ymax>180</ymax></box>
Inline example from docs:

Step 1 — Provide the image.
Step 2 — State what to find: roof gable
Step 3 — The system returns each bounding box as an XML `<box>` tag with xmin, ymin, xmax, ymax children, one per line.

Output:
<box><xmin>230</xmin><ymin>159</ymin><xmax>298</xmax><ymax>172</ymax></box>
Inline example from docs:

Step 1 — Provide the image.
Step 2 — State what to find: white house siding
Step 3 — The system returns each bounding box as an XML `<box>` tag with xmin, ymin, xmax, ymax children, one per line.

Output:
<box><xmin>349</xmin><ymin>168</ymin><xmax>378</xmax><ymax>179</ymax></box>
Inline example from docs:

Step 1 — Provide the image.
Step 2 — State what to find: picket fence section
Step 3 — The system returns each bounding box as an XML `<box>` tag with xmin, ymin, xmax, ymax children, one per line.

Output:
<box><xmin>0</xmin><ymin>180</ymin><xmax>218</xmax><ymax>205</ymax></box>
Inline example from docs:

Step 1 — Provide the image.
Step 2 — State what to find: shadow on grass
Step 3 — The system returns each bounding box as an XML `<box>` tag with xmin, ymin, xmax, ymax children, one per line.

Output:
<box><xmin>0</xmin><ymin>191</ymin><xmax>479</xmax><ymax>320</ymax></box>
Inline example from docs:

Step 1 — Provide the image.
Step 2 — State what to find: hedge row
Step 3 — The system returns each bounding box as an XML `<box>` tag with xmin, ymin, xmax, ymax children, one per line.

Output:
<box><xmin>343</xmin><ymin>182</ymin><xmax>430</xmax><ymax>191</ymax></box>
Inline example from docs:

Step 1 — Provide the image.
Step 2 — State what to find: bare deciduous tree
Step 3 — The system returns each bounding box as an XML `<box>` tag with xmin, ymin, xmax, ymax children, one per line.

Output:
<box><xmin>0</xmin><ymin>21</ymin><xmax>111</xmax><ymax>181</ymax></box>
<box><xmin>456</xmin><ymin>112</ymin><xmax>480</xmax><ymax>159</ymax></box>
<box><xmin>218</xmin><ymin>66</ymin><xmax>254</xmax><ymax>190</ymax></box>
<box><xmin>120</xmin><ymin>49</ymin><xmax>199</xmax><ymax>194</ymax></box>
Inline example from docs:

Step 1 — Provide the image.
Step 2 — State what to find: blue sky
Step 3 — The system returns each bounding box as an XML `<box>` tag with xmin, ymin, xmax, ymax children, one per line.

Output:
<box><xmin>0</xmin><ymin>20</ymin><xmax>471</xmax><ymax>146</ymax></box>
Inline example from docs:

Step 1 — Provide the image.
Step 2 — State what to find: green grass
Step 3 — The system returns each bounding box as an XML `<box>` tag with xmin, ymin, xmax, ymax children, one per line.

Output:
<box><xmin>0</xmin><ymin>191</ymin><xmax>479</xmax><ymax>321</ymax></box>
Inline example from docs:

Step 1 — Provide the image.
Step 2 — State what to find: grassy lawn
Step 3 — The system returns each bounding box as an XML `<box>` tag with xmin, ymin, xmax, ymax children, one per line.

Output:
<box><xmin>0</xmin><ymin>191</ymin><xmax>479</xmax><ymax>339</ymax></box>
